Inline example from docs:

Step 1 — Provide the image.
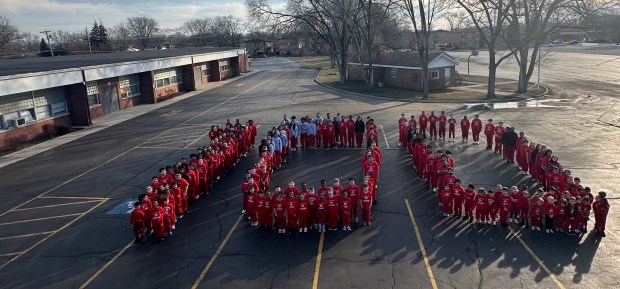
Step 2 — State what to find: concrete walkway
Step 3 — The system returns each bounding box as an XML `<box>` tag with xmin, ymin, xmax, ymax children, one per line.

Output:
<box><xmin>0</xmin><ymin>71</ymin><xmax>256</xmax><ymax>169</ymax></box>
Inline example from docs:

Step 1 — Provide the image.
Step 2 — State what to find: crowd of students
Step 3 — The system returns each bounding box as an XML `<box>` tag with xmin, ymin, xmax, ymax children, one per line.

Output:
<box><xmin>129</xmin><ymin>119</ymin><xmax>258</xmax><ymax>243</ymax></box>
<box><xmin>238</xmin><ymin>114</ymin><xmax>382</xmax><ymax>234</ymax></box>
<box><xmin>400</xmin><ymin>111</ymin><xmax>610</xmax><ymax>237</ymax></box>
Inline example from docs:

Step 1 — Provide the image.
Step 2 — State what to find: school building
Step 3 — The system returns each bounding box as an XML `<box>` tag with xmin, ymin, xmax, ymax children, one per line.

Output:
<box><xmin>0</xmin><ymin>48</ymin><xmax>249</xmax><ymax>150</ymax></box>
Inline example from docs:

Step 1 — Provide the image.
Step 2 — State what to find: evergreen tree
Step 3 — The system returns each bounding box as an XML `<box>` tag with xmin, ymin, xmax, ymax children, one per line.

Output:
<box><xmin>98</xmin><ymin>21</ymin><xmax>109</xmax><ymax>50</ymax></box>
<box><xmin>39</xmin><ymin>38</ymin><xmax>50</xmax><ymax>56</ymax></box>
<box><xmin>90</xmin><ymin>21</ymin><xmax>100</xmax><ymax>49</ymax></box>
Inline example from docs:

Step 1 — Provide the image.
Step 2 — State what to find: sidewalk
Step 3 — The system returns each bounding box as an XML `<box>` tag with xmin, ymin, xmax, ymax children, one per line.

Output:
<box><xmin>0</xmin><ymin>71</ymin><xmax>257</xmax><ymax>169</ymax></box>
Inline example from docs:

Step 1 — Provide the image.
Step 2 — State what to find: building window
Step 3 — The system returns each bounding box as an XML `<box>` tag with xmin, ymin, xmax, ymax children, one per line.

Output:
<box><xmin>431</xmin><ymin>70</ymin><xmax>440</xmax><ymax>79</ymax></box>
<box><xmin>154</xmin><ymin>68</ymin><xmax>183</xmax><ymax>88</ymax></box>
<box><xmin>219</xmin><ymin>60</ymin><xmax>231</xmax><ymax>71</ymax></box>
<box><xmin>86</xmin><ymin>81</ymin><xmax>100</xmax><ymax>107</ymax></box>
<box><xmin>202</xmin><ymin>65</ymin><xmax>211</xmax><ymax>76</ymax></box>
<box><xmin>0</xmin><ymin>88</ymin><xmax>67</xmax><ymax>129</ymax></box>
<box><xmin>119</xmin><ymin>75</ymin><xmax>140</xmax><ymax>98</ymax></box>
<box><xmin>1</xmin><ymin>109</ymin><xmax>34</xmax><ymax>129</ymax></box>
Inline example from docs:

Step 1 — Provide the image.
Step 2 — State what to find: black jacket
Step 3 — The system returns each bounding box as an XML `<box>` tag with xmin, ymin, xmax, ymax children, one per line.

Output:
<box><xmin>354</xmin><ymin>121</ymin><xmax>365</xmax><ymax>133</ymax></box>
<box><xmin>502</xmin><ymin>131</ymin><xmax>518</xmax><ymax>146</ymax></box>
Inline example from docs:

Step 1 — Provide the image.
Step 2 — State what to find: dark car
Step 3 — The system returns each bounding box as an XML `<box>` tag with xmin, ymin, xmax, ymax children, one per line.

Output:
<box><xmin>255</xmin><ymin>52</ymin><xmax>267</xmax><ymax>58</ymax></box>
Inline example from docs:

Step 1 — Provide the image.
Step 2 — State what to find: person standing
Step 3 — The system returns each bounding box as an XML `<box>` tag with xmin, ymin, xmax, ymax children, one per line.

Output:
<box><xmin>438</xmin><ymin>111</ymin><xmax>447</xmax><ymax>142</ymax></box>
<box><xmin>494</xmin><ymin>122</ymin><xmax>506</xmax><ymax>155</ymax></box>
<box><xmin>346</xmin><ymin>115</ymin><xmax>355</xmax><ymax>148</ymax></box>
<box><xmin>428</xmin><ymin>111</ymin><xmax>439</xmax><ymax>140</ymax></box>
<box><xmin>448</xmin><ymin>114</ymin><xmax>457</xmax><ymax>142</ymax></box>
<box><xmin>460</xmin><ymin>115</ymin><xmax>470</xmax><ymax>143</ymax></box>
<box><xmin>419</xmin><ymin>111</ymin><xmax>428</xmax><ymax>137</ymax></box>
<box><xmin>470</xmin><ymin>115</ymin><xmax>483</xmax><ymax>145</ymax></box>
<box><xmin>354</xmin><ymin>116</ymin><xmax>365</xmax><ymax>148</ymax></box>
<box><xmin>502</xmin><ymin>127</ymin><xmax>518</xmax><ymax>163</ymax></box>
<box><xmin>593</xmin><ymin>191</ymin><xmax>610</xmax><ymax>237</ymax></box>
<box><xmin>484</xmin><ymin>119</ymin><xmax>495</xmax><ymax>150</ymax></box>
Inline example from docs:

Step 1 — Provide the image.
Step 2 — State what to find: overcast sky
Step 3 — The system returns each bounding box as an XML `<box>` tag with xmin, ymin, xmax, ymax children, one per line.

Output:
<box><xmin>0</xmin><ymin>0</ymin><xmax>255</xmax><ymax>34</ymax></box>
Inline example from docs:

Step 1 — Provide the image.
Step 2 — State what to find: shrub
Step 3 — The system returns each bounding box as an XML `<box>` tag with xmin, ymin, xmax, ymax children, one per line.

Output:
<box><xmin>42</xmin><ymin>124</ymin><xmax>55</xmax><ymax>139</ymax></box>
<box><xmin>55</xmin><ymin>125</ymin><xmax>71</xmax><ymax>136</ymax></box>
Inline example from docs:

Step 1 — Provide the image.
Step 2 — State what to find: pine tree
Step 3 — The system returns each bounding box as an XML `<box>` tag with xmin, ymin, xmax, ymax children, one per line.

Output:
<box><xmin>98</xmin><ymin>21</ymin><xmax>109</xmax><ymax>50</ymax></box>
<box><xmin>90</xmin><ymin>21</ymin><xmax>100</xmax><ymax>50</ymax></box>
<box><xmin>39</xmin><ymin>38</ymin><xmax>50</xmax><ymax>56</ymax></box>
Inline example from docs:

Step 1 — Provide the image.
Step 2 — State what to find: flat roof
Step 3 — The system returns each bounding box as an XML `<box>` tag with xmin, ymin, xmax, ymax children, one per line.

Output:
<box><xmin>0</xmin><ymin>47</ymin><xmax>242</xmax><ymax>77</ymax></box>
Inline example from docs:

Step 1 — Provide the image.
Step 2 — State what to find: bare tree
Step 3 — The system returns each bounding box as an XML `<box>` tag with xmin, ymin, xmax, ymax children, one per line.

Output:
<box><xmin>109</xmin><ymin>22</ymin><xmax>133</xmax><ymax>50</ymax></box>
<box><xmin>0</xmin><ymin>16</ymin><xmax>19</xmax><ymax>56</ymax></box>
<box><xmin>399</xmin><ymin>0</ymin><xmax>450</xmax><ymax>99</ymax></box>
<box><xmin>455</xmin><ymin>0</ymin><xmax>515</xmax><ymax>99</ymax></box>
<box><xmin>350</xmin><ymin>0</ymin><xmax>396</xmax><ymax>90</ymax></box>
<box><xmin>211</xmin><ymin>15</ymin><xmax>246</xmax><ymax>47</ymax></box>
<box><xmin>184</xmin><ymin>18</ymin><xmax>212</xmax><ymax>47</ymax></box>
<box><xmin>247</xmin><ymin>0</ymin><xmax>356</xmax><ymax>85</ymax></box>
<box><xmin>126</xmin><ymin>16</ymin><xmax>160</xmax><ymax>50</ymax></box>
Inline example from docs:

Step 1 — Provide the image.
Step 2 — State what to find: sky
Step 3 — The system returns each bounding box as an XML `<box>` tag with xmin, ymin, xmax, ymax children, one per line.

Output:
<box><xmin>0</xmin><ymin>0</ymin><xmax>258</xmax><ymax>34</ymax></box>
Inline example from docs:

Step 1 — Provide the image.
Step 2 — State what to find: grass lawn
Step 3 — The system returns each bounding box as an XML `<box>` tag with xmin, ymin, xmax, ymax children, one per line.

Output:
<box><xmin>285</xmin><ymin>56</ymin><xmax>543</xmax><ymax>100</ymax></box>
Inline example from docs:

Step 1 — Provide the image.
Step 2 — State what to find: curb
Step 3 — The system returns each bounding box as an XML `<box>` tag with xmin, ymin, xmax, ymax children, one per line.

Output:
<box><xmin>312</xmin><ymin>69</ymin><xmax>551</xmax><ymax>104</ymax></box>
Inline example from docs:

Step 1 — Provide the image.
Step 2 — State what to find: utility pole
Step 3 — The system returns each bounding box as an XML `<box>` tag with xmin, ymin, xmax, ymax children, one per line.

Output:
<box><xmin>86</xmin><ymin>26</ymin><xmax>92</xmax><ymax>54</ymax></box>
<box><xmin>40</xmin><ymin>30</ymin><xmax>54</xmax><ymax>57</ymax></box>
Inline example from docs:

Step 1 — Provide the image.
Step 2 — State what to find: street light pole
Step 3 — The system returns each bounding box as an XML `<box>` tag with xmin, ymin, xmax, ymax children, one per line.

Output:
<box><xmin>40</xmin><ymin>30</ymin><xmax>54</xmax><ymax>57</ymax></box>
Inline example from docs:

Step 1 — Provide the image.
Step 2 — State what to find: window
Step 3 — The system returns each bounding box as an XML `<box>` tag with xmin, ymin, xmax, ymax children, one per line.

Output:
<box><xmin>154</xmin><ymin>68</ymin><xmax>182</xmax><ymax>88</ymax></box>
<box><xmin>0</xmin><ymin>88</ymin><xmax>67</xmax><ymax>129</ymax></box>
<box><xmin>119</xmin><ymin>75</ymin><xmax>140</xmax><ymax>98</ymax></box>
<box><xmin>431</xmin><ymin>70</ymin><xmax>440</xmax><ymax>79</ymax></box>
<box><xmin>219</xmin><ymin>60</ymin><xmax>231</xmax><ymax>71</ymax></box>
<box><xmin>1</xmin><ymin>109</ymin><xmax>34</xmax><ymax>128</ymax></box>
<box><xmin>202</xmin><ymin>65</ymin><xmax>211</xmax><ymax>76</ymax></box>
<box><xmin>86</xmin><ymin>81</ymin><xmax>100</xmax><ymax>107</ymax></box>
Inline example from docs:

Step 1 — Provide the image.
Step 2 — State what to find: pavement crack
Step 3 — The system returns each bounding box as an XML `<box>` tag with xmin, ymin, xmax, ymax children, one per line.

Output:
<box><xmin>466</xmin><ymin>227</ymin><xmax>484</xmax><ymax>289</ymax></box>
<box><xmin>390</xmin><ymin>262</ymin><xmax>396</xmax><ymax>289</ymax></box>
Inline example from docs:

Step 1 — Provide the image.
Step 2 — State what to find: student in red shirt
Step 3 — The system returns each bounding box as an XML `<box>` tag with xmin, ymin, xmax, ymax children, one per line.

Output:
<box><xmin>517</xmin><ymin>190</ymin><xmax>530</xmax><ymax>228</ymax></box>
<box><xmin>509</xmin><ymin>185</ymin><xmax>522</xmax><ymax>223</ymax></box>
<box><xmin>340</xmin><ymin>191</ymin><xmax>353</xmax><ymax>231</ymax></box>
<box><xmin>419</xmin><ymin>111</ymin><xmax>428</xmax><ymax>137</ymax></box>
<box><xmin>316</xmin><ymin>193</ymin><xmax>327</xmax><ymax>232</ymax></box>
<box><xmin>174</xmin><ymin>173</ymin><xmax>190</xmax><ymax>216</ymax></box>
<box><xmin>130</xmin><ymin>202</ymin><xmax>146</xmax><ymax>243</ymax></box>
<box><xmin>261</xmin><ymin>191</ymin><xmax>273</xmax><ymax>230</ymax></box>
<box><xmin>460</xmin><ymin>115</ymin><xmax>470</xmax><ymax>143</ymax></box>
<box><xmin>439</xmin><ymin>184</ymin><xmax>454</xmax><ymax>217</ymax></box>
<box><xmin>463</xmin><ymin>184</ymin><xmax>476</xmax><ymax>223</ymax></box>
<box><xmin>448</xmin><ymin>114</ymin><xmax>457</xmax><ymax>142</ymax></box>
<box><xmin>286</xmin><ymin>191</ymin><xmax>298</xmax><ymax>234</ymax></box>
<box><xmin>498</xmin><ymin>187</ymin><xmax>512</xmax><ymax>226</ymax></box>
<box><xmin>247</xmin><ymin>187</ymin><xmax>258</xmax><ymax>226</ymax></box>
<box><xmin>398</xmin><ymin>114</ymin><xmax>408</xmax><ymax>147</ymax></box>
<box><xmin>438</xmin><ymin>111</ymin><xmax>447</xmax><ymax>141</ymax></box>
<box><xmin>484</xmin><ymin>119</ymin><xmax>495</xmax><ymax>150</ymax></box>
<box><xmin>555</xmin><ymin>199</ymin><xmax>567</xmax><ymax>232</ymax></box>
<box><xmin>544</xmin><ymin>196</ymin><xmax>556</xmax><ymax>233</ymax></box>
<box><xmin>298</xmin><ymin>193</ymin><xmax>310</xmax><ymax>233</ymax></box>
<box><xmin>273</xmin><ymin>191</ymin><xmax>287</xmax><ymax>233</ymax></box>
<box><xmin>151</xmin><ymin>200</ymin><xmax>166</xmax><ymax>242</ymax></box>
<box><xmin>579</xmin><ymin>197</ymin><xmax>592</xmax><ymax>233</ymax></box>
<box><xmin>284</xmin><ymin>181</ymin><xmax>299</xmax><ymax>197</ymax></box>
<box><xmin>593</xmin><ymin>192</ymin><xmax>610</xmax><ymax>237</ymax></box>
<box><xmin>428</xmin><ymin>111</ymin><xmax>439</xmax><ymax>139</ymax></box>
<box><xmin>306</xmin><ymin>187</ymin><xmax>318</xmax><ymax>230</ymax></box>
<box><xmin>346</xmin><ymin>116</ymin><xmax>355</xmax><ymax>148</ymax></box>
<box><xmin>162</xmin><ymin>197</ymin><xmax>176</xmax><ymax>236</ymax></box>
<box><xmin>474</xmin><ymin>189</ymin><xmax>488</xmax><ymax>224</ymax></box>
<box><xmin>346</xmin><ymin>178</ymin><xmax>360</xmax><ymax>222</ymax></box>
<box><xmin>530</xmin><ymin>198</ymin><xmax>544</xmax><ymax>231</ymax></box>
<box><xmin>360</xmin><ymin>185</ymin><xmax>373</xmax><ymax>226</ymax></box>
<box><xmin>326</xmin><ymin>188</ymin><xmax>339</xmax><ymax>231</ymax></box>
<box><xmin>470</xmin><ymin>114</ymin><xmax>482</xmax><ymax>145</ymax></box>
<box><xmin>485</xmin><ymin>190</ymin><xmax>498</xmax><ymax>225</ymax></box>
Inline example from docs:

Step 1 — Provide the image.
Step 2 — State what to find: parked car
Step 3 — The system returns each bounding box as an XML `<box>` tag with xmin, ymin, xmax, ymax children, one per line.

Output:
<box><xmin>255</xmin><ymin>52</ymin><xmax>267</xmax><ymax>58</ymax></box>
<box><xmin>568</xmin><ymin>40</ymin><xmax>580</xmax><ymax>45</ymax></box>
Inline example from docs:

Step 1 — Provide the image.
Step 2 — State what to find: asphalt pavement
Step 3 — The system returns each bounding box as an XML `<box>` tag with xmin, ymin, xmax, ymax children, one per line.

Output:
<box><xmin>0</xmin><ymin>56</ymin><xmax>619</xmax><ymax>289</ymax></box>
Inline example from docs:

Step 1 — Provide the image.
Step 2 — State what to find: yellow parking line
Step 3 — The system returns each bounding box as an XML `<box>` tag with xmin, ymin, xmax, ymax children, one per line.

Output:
<box><xmin>0</xmin><ymin>231</ymin><xmax>55</xmax><ymax>241</ymax></box>
<box><xmin>508</xmin><ymin>228</ymin><xmax>566</xmax><ymax>289</ymax></box>
<box><xmin>191</xmin><ymin>214</ymin><xmax>244</xmax><ymax>289</ymax></box>
<box><xmin>405</xmin><ymin>199</ymin><xmax>439</xmax><ymax>289</ymax></box>
<box><xmin>0</xmin><ymin>199</ymin><xmax>107</xmax><ymax>270</ymax></box>
<box><xmin>312</xmin><ymin>232</ymin><xmax>325</xmax><ymax>289</ymax></box>
<box><xmin>13</xmin><ymin>200</ymin><xmax>102</xmax><ymax>212</ymax></box>
<box><xmin>79</xmin><ymin>240</ymin><xmax>134</xmax><ymax>289</ymax></box>
<box><xmin>0</xmin><ymin>213</ymin><xmax>82</xmax><ymax>226</ymax></box>
<box><xmin>379</xmin><ymin>124</ymin><xmax>390</xmax><ymax>149</ymax></box>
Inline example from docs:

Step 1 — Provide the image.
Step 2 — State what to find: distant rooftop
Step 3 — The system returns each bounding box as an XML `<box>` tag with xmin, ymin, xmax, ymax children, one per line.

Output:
<box><xmin>0</xmin><ymin>47</ymin><xmax>241</xmax><ymax>77</ymax></box>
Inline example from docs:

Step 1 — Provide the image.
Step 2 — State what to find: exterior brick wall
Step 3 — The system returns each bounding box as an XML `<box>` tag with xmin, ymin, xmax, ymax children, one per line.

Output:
<box><xmin>154</xmin><ymin>85</ymin><xmax>181</xmax><ymax>101</ymax></box>
<box><xmin>89</xmin><ymin>106</ymin><xmax>105</xmax><ymax>119</ymax></box>
<box><xmin>0</xmin><ymin>115</ymin><xmax>72</xmax><ymax>150</ymax></box>
<box><xmin>119</xmin><ymin>95</ymin><xmax>140</xmax><ymax>110</ymax></box>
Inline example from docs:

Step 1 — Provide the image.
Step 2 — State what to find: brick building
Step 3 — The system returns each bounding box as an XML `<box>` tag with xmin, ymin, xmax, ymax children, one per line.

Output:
<box><xmin>347</xmin><ymin>51</ymin><xmax>459</xmax><ymax>91</ymax></box>
<box><xmin>0</xmin><ymin>48</ymin><xmax>249</xmax><ymax>150</ymax></box>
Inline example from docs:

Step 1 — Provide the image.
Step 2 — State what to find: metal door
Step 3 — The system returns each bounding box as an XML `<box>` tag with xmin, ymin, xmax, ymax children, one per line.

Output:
<box><xmin>102</xmin><ymin>85</ymin><xmax>120</xmax><ymax>114</ymax></box>
<box><xmin>194</xmin><ymin>67</ymin><xmax>203</xmax><ymax>86</ymax></box>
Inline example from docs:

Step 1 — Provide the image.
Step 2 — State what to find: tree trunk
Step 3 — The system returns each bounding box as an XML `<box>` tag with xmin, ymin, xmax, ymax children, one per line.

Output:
<box><xmin>421</xmin><ymin>58</ymin><xmax>429</xmax><ymax>99</ymax></box>
<box><xmin>517</xmin><ymin>47</ymin><xmax>529</xmax><ymax>93</ymax></box>
<box><xmin>487</xmin><ymin>49</ymin><xmax>497</xmax><ymax>99</ymax></box>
